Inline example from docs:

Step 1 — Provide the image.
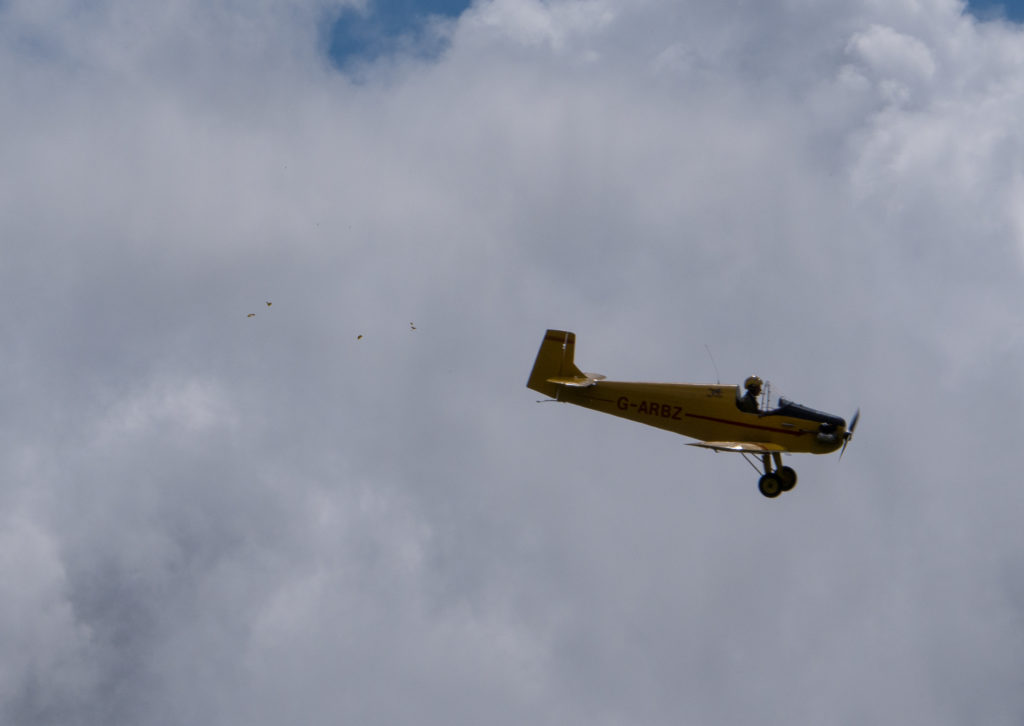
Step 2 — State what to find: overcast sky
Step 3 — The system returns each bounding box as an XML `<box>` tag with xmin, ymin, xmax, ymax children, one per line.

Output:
<box><xmin>3</xmin><ymin>0</ymin><xmax>1024</xmax><ymax>724</ymax></box>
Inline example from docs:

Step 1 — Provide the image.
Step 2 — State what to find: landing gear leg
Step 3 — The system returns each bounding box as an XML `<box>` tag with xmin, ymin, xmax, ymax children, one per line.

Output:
<box><xmin>757</xmin><ymin>454</ymin><xmax>782</xmax><ymax>498</ymax></box>
<box><xmin>773</xmin><ymin>452</ymin><xmax>797</xmax><ymax>492</ymax></box>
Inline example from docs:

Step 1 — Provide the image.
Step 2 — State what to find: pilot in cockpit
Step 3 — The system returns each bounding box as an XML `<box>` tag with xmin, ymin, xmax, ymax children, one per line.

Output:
<box><xmin>738</xmin><ymin>375</ymin><xmax>763</xmax><ymax>413</ymax></box>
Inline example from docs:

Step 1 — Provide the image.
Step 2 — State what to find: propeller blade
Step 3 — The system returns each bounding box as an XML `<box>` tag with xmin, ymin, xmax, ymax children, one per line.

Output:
<box><xmin>839</xmin><ymin>409</ymin><xmax>859</xmax><ymax>461</ymax></box>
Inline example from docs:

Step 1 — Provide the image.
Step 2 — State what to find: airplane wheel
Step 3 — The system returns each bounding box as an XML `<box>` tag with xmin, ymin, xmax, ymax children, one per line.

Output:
<box><xmin>758</xmin><ymin>473</ymin><xmax>782</xmax><ymax>498</ymax></box>
<box><xmin>778</xmin><ymin>466</ymin><xmax>797</xmax><ymax>492</ymax></box>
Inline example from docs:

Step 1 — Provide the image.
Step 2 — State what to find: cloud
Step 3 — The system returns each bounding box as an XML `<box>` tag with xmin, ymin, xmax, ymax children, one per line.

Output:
<box><xmin>466</xmin><ymin>0</ymin><xmax>615</xmax><ymax>52</ymax></box>
<box><xmin>2</xmin><ymin>0</ymin><xmax>1024</xmax><ymax>724</ymax></box>
<box><xmin>0</xmin><ymin>516</ymin><xmax>95</xmax><ymax>721</ymax></box>
<box><xmin>846</xmin><ymin>23</ymin><xmax>937</xmax><ymax>105</ymax></box>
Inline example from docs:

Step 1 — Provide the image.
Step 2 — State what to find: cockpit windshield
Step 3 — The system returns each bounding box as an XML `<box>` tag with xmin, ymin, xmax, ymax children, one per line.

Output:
<box><xmin>768</xmin><ymin>398</ymin><xmax>845</xmax><ymax>427</ymax></box>
<box><xmin>735</xmin><ymin>383</ymin><xmax>844</xmax><ymax>427</ymax></box>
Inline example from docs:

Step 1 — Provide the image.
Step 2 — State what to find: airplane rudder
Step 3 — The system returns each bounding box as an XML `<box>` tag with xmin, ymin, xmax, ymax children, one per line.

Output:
<box><xmin>526</xmin><ymin>329</ymin><xmax>582</xmax><ymax>396</ymax></box>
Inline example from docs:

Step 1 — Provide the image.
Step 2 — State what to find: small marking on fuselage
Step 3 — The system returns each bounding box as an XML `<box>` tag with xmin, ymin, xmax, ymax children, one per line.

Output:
<box><xmin>616</xmin><ymin>396</ymin><xmax>683</xmax><ymax>421</ymax></box>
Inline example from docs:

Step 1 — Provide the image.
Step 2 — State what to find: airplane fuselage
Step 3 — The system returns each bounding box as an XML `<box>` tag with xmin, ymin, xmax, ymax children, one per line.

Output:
<box><xmin>554</xmin><ymin>381</ymin><xmax>845</xmax><ymax>455</ymax></box>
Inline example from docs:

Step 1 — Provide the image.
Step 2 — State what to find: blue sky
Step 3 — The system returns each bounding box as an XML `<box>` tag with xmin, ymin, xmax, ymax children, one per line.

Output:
<box><xmin>329</xmin><ymin>0</ymin><xmax>1024</xmax><ymax>68</ymax></box>
<box><xmin>969</xmin><ymin>0</ymin><xmax>1024</xmax><ymax>20</ymax></box>
<box><xmin>329</xmin><ymin>0</ymin><xmax>472</xmax><ymax>67</ymax></box>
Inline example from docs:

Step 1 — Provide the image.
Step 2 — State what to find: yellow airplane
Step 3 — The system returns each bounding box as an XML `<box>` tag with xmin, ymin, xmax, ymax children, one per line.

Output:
<box><xmin>527</xmin><ymin>330</ymin><xmax>858</xmax><ymax>498</ymax></box>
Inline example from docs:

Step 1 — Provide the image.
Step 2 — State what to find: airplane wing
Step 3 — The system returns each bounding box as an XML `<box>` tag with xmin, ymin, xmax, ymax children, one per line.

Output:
<box><xmin>688</xmin><ymin>441</ymin><xmax>790</xmax><ymax>454</ymax></box>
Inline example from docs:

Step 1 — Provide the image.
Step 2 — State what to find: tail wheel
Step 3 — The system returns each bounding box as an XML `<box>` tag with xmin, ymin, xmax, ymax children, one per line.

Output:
<box><xmin>758</xmin><ymin>473</ymin><xmax>782</xmax><ymax>498</ymax></box>
<box><xmin>777</xmin><ymin>466</ymin><xmax>797</xmax><ymax>492</ymax></box>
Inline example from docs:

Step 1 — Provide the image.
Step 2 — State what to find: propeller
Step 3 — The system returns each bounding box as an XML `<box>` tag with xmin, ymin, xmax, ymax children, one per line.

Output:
<box><xmin>839</xmin><ymin>408</ymin><xmax>860</xmax><ymax>461</ymax></box>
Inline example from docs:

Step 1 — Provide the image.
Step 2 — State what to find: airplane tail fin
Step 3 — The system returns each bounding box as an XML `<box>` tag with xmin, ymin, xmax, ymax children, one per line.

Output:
<box><xmin>527</xmin><ymin>329</ymin><xmax>585</xmax><ymax>398</ymax></box>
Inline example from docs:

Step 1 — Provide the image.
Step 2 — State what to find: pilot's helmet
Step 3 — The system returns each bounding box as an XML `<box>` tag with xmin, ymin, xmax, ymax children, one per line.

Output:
<box><xmin>744</xmin><ymin>375</ymin><xmax>763</xmax><ymax>392</ymax></box>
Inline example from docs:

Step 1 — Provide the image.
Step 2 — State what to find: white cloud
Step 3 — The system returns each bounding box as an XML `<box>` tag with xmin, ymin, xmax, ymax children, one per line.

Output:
<box><xmin>94</xmin><ymin>378</ymin><xmax>238</xmax><ymax>440</ymax></box>
<box><xmin>0</xmin><ymin>516</ymin><xmax>95</xmax><ymax>719</ymax></box>
<box><xmin>2</xmin><ymin>0</ymin><xmax>1024</xmax><ymax>724</ymax></box>
<box><xmin>846</xmin><ymin>23</ymin><xmax>937</xmax><ymax>104</ymax></box>
<box><xmin>467</xmin><ymin>0</ymin><xmax>615</xmax><ymax>53</ymax></box>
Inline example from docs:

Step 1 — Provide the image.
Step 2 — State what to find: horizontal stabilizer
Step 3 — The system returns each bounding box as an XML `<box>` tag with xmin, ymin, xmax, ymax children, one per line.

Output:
<box><xmin>689</xmin><ymin>441</ymin><xmax>789</xmax><ymax>454</ymax></box>
<box><xmin>546</xmin><ymin>373</ymin><xmax>606</xmax><ymax>388</ymax></box>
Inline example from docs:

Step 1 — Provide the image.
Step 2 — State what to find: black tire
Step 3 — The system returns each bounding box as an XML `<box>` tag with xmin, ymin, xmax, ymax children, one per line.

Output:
<box><xmin>778</xmin><ymin>466</ymin><xmax>797</xmax><ymax>492</ymax></box>
<box><xmin>758</xmin><ymin>473</ymin><xmax>782</xmax><ymax>498</ymax></box>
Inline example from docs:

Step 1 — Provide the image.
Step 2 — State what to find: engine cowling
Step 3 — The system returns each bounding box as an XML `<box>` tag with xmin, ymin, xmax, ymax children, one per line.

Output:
<box><xmin>816</xmin><ymin>422</ymin><xmax>839</xmax><ymax>445</ymax></box>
